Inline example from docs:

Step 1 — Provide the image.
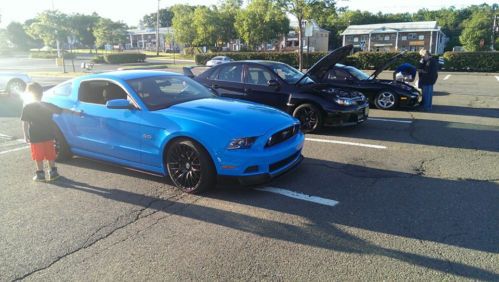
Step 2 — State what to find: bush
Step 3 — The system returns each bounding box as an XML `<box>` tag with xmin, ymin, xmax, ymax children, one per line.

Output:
<box><xmin>348</xmin><ymin>51</ymin><xmax>421</xmax><ymax>70</ymax></box>
<box><xmin>30</xmin><ymin>51</ymin><xmax>76</xmax><ymax>59</ymax></box>
<box><xmin>92</xmin><ymin>55</ymin><xmax>105</xmax><ymax>63</ymax></box>
<box><xmin>103</xmin><ymin>53</ymin><xmax>146</xmax><ymax>64</ymax></box>
<box><xmin>442</xmin><ymin>51</ymin><xmax>499</xmax><ymax>72</ymax></box>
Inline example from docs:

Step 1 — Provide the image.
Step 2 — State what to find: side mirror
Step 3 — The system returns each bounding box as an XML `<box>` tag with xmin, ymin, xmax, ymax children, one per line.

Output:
<box><xmin>268</xmin><ymin>79</ymin><xmax>280</xmax><ymax>88</ymax></box>
<box><xmin>106</xmin><ymin>99</ymin><xmax>134</xmax><ymax>110</ymax></box>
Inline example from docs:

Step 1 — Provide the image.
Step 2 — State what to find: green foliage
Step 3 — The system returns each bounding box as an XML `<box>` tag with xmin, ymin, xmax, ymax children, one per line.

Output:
<box><xmin>235</xmin><ymin>0</ymin><xmax>289</xmax><ymax>49</ymax></box>
<box><xmin>6</xmin><ymin>22</ymin><xmax>39</xmax><ymax>50</ymax></box>
<box><xmin>140</xmin><ymin>8</ymin><xmax>174</xmax><ymax>28</ymax></box>
<box><xmin>443</xmin><ymin>52</ymin><xmax>499</xmax><ymax>72</ymax></box>
<box><xmin>93</xmin><ymin>18</ymin><xmax>128</xmax><ymax>47</ymax></box>
<box><xmin>92</xmin><ymin>55</ymin><xmax>105</xmax><ymax>63</ymax></box>
<box><xmin>29</xmin><ymin>51</ymin><xmax>76</xmax><ymax>59</ymax></box>
<box><xmin>459</xmin><ymin>5</ymin><xmax>496</xmax><ymax>51</ymax></box>
<box><xmin>102</xmin><ymin>53</ymin><xmax>146</xmax><ymax>64</ymax></box>
<box><xmin>192</xmin><ymin>6</ymin><xmax>219</xmax><ymax>47</ymax></box>
<box><xmin>68</xmin><ymin>13</ymin><xmax>100</xmax><ymax>48</ymax></box>
<box><xmin>171</xmin><ymin>5</ymin><xmax>196</xmax><ymax>46</ymax></box>
<box><xmin>27</xmin><ymin>10</ymin><xmax>69</xmax><ymax>47</ymax></box>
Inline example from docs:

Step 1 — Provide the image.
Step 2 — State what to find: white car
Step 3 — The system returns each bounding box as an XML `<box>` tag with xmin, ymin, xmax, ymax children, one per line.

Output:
<box><xmin>0</xmin><ymin>72</ymin><xmax>32</xmax><ymax>95</ymax></box>
<box><xmin>206</xmin><ymin>56</ymin><xmax>233</xmax><ymax>67</ymax></box>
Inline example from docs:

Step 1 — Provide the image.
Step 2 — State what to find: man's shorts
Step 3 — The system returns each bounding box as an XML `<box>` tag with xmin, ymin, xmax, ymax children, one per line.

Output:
<box><xmin>30</xmin><ymin>140</ymin><xmax>56</xmax><ymax>161</ymax></box>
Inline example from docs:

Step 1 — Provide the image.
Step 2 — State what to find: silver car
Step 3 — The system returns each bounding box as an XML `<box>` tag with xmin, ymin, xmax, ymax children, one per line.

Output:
<box><xmin>205</xmin><ymin>56</ymin><xmax>233</xmax><ymax>67</ymax></box>
<box><xmin>0</xmin><ymin>72</ymin><xmax>32</xmax><ymax>95</ymax></box>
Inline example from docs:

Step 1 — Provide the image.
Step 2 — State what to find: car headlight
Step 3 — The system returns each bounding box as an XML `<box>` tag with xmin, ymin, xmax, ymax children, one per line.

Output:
<box><xmin>334</xmin><ymin>97</ymin><xmax>355</xmax><ymax>106</ymax></box>
<box><xmin>227</xmin><ymin>137</ymin><xmax>258</xmax><ymax>150</ymax></box>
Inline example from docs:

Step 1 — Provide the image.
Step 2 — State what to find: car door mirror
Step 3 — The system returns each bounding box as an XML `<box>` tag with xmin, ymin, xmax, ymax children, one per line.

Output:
<box><xmin>268</xmin><ymin>79</ymin><xmax>280</xmax><ymax>88</ymax></box>
<box><xmin>106</xmin><ymin>99</ymin><xmax>134</xmax><ymax>110</ymax></box>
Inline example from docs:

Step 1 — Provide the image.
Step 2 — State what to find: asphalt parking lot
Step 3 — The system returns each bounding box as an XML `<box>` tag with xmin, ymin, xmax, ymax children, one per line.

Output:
<box><xmin>0</xmin><ymin>71</ymin><xmax>498</xmax><ymax>280</ymax></box>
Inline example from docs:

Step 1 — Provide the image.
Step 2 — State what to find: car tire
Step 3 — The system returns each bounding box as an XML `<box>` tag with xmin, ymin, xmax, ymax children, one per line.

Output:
<box><xmin>166</xmin><ymin>138</ymin><xmax>215</xmax><ymax>194</ymax></box>
<box><xmin>293</xmin><ymin>103</ymin><xmax>322</xmax><ymax>133</ymax></box>
<box><xmin>54</xmin><ymin>125</ymin><xmax>73</xmax><ymax>162</ymax></box>
<box><xmin>374</xmin><ymin>90</ymin><xmax>398</xmax><ymax>110</ymax></box>
<box><xmin>6</xmin><ymin>79</ymin><xmax>26</xmax><ymax>96</ymax></box>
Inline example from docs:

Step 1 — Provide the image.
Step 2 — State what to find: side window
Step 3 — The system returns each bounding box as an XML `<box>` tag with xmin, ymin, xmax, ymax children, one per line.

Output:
<box><xmin>245</xmin><ymin>66</ymin><xmax>273</xmax><ymax>86</ymax></box>
<box><xmin>52</xmin><ymin>82</ymin><xmax>72</xmax><ymax>96</ymax></box>
<box><xmin>79</xmin><ymin>80</ymin><xmax>127</xmax><ymax>105</ymax></box>
<box><xmin>327</xmin><ymin>70</ymin><xmax>350</xmax><ymax>81</ymax></box>
<box><xmin>216</xmin><ymin>64</ymin><xmax>242</xmax><ymax>83</ymax></box>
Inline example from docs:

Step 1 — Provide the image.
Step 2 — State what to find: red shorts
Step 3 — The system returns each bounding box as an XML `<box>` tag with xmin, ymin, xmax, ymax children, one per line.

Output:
<box><xmin>30</xmin><ymin>140</ymin><xmax>56</xmax><ymax>161</ymax></box>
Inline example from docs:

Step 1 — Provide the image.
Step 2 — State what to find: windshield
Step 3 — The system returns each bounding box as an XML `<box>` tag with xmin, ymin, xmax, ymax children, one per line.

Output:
<box><xmin>345</xmin><ymin>66</ymin><xmax>371</xmax><ymax>80</ymax></box>
<box><xmin>269</xmin><ymin>62</ymin><xmax>315</xmax><ymax>84</ymax></box>
<box><xmin>126</xmin><ymin>75</ymin><xmax>214</xmax><ymax>111</ymax></box>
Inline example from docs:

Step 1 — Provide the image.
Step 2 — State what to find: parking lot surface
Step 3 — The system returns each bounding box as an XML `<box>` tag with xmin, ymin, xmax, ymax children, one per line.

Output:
<box><xmin>0</xmin><ymin>70</ymin><xmax>498</xmax><ymax>280</ymax></box>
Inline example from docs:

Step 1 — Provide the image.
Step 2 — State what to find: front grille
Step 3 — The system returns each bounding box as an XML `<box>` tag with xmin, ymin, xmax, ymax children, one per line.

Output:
<box><xmin>269</xmin><ymin>152</ymin><xmax>300</xmax><ymax>172</ymax></box>
<box><xmin>265</xmin><ymin>124</ymin><xmax>300</xmax><ymax>148</ymax></box>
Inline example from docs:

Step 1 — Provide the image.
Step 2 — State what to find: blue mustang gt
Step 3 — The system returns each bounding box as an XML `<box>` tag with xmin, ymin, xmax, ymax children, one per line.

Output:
<box><xmin>42</xmin><ymin>71</ymin><xmax>304</xmax><ymax>193</ymax></box>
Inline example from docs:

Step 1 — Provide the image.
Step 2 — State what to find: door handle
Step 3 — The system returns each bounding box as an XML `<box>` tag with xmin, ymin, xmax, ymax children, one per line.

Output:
<box><xmin>76</xmin><ymin>109</ymin><xmax>84</xmax><ymax>118</ymax></box>
<box><xmin>244</xmin><ymin>88</ymin><xmax>252</xmax><ymax>94</ymax></box>
<box><xmin>212</xmin><ymin>84</ymin><xmax>219</xmax><ymax>89</ymax></box>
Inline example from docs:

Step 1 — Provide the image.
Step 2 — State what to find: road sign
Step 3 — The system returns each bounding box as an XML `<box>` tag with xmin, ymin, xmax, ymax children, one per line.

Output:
<box><xmin>305</xmin><ymin>22</ymin><xmax>313</xmax><ymax>37</ymax></box>
<box><xmin>360</xmin><ymin>41</ymin><xmax>366</xmax><ymax>50</ymax></box>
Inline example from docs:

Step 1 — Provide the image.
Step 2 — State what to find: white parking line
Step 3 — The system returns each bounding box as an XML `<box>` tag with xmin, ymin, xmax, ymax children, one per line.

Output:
<box><xmin>255</xmin><ymin>187</ymin><xmax>339</xmax><ymax>207</ymax></box>
<box><xmin>305</xmin><ymin>137</ymin><xmax>387</xmax><ymax>149</ymax></box>
<box><xmin>495</xmin><ymin>76</ymin><xmax>499</xmax><ymax>82</ymax></box>
<box><xmin>369</xmin><ymin>117</ymin><xmax>413</xmax><ymax>124</ymax></box>
<box><xmin>0</xmin><ymin>146</ymin><xmax>29</xmax><ymax>155</ymax></box>
<box><xmin>443</xmin><ymin>74</ymin><xmax>451</xmax><ymax>80</ymax></box>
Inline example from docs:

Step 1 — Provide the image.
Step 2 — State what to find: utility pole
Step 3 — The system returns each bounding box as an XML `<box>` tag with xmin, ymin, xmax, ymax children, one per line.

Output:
<box><xmin>156</xmin><ymin>0</ymin><xmax>160</xmax><ymax>56</ymax></box>
<box><xmin>492</xmin><ymin>10</ymin><xmax>497</xmax><ymax>51</ymax></box>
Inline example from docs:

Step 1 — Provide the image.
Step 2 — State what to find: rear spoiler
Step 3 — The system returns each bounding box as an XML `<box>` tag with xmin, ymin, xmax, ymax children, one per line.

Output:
<box><xmin>183</xmin><ymin>66</ymin><xmax>195</xmax><ymax>78</ymax></box>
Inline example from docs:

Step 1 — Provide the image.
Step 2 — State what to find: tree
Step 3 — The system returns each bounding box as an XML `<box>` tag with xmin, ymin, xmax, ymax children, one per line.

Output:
<box><xmin>235</xmin><ymin>0</ymin><xmax>289</xmax><ymax>50</ymax></box>
<box><xmin>67</xmin><ymin>13</ymin><xmax>100</xmax><ymax>49</ymax></box>
<box><xmin>277</xmin><ymin>0</ymin><xmax>334</xmax><ymax>70</ymax></box>
<box><xmin>192</xmin><ymin>6</ymin><xmax>220</xmax><ymax>47</ymax></box>
<box><xmin>93</xmin><ymin>18</ymin><xmax>128</xmax><ymax>48</ymax></box>
<box><xmin>217</xmin><ymin>0</ymin><xmax>242</xmax><ymax>46</ymax></box>
<box><xmin>460</xmin><ymin>5</ymin><xmax>496</xmax><ymax>51</ymax></box>
<box><xmin>140</xmin><ymin>8</ymin><xmax>173</xmax><ymax>28</ymax></box>
<box><xmin>27</xmin><ymin>10</ymin><xmax>69</xmax><ymax>47</ymax></box>
<box><xmin>171</xmin><ymin>5</ymin><xmax>196</xmax><ymax>46</ymax></box>
<box><xmin>6</xmin><ymin>22</ymin><xmax>38</xmax><ymax>50</ymax></box>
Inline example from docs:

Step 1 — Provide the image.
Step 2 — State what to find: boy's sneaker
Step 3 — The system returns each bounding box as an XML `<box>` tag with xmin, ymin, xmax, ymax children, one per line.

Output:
<box><xmin>33</xmin><ymin>171</ymin><xmax>45</xmax><ymax>182</ymax></box>
<box><xmin>48</xmin><ymin>168</ymin><xmax>60</xmax><ymax>181</ymax></box>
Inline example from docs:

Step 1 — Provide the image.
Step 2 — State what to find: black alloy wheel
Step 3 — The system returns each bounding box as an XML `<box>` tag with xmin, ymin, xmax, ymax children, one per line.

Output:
<box><xmin>7</xmin><ymin>79</ymin><xmax>26</xmax><ymax>96</ymax></box>
<box><xmin>54</xmin><ymin>126</ymin><xmax>73</xmax><ymax>162</ymax></box>
<box><xmin>374</xmin><ymin>90</ymin><xmax>398</xmax><ymax>110</ymax></box>
<box><xmin>166</xmin><ymin>139</ymin><xmax>215</xmax><ymax>194</ymax></box>
<box><xmin>293</xmin><ymin>103</ymin><xmax>322</xmax><ymax>133</ymax></box>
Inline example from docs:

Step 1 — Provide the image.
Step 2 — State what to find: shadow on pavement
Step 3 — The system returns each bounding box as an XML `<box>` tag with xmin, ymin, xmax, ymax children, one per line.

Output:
<box><xmin>51</xmin><ymin>156</ymin><xmax>499</xmax><ymax>281</ymax></box>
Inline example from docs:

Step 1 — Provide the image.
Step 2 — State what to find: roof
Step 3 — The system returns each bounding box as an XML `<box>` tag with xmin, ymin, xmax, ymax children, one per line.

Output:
<box><xmin>341</xmin><ymin>21</ymin><xmax>440</xmax><ymax>35</ymax></box>
<box><xmin>77</xmin><ymin>70</ymin><xmax>181</xmax><ymax>81</ymax></box>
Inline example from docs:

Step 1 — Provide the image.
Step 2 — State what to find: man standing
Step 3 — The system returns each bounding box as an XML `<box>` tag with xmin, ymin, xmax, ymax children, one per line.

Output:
<box><xmin>417</xmin><ymin>49</ymin><xmax>439</xmax><ymax>111</ymax></box>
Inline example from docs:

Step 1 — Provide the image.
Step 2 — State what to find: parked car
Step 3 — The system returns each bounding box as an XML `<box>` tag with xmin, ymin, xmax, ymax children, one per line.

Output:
<box><xmin>186</xmin><ymin>50</ymin><xmax>369</xmax><ymax>133</ymax></box>
<box><xmin>0</xmin><ymin>72</ymin><xmax>32</xmax><ymax>96</ymax></box>
<box><xmin>42</xmin><ymin>71</ymin><xmax>304</xmax><ymax>194</ymax></box>
<box><xmin>206</xmin><ymin>56</ymin><xmax>234</xmax><ymax>67</ymax></box>
<box><xmin>318</xmin><ymin>45</ymin><xmax>422</xmax><ymax>110</ymax></box>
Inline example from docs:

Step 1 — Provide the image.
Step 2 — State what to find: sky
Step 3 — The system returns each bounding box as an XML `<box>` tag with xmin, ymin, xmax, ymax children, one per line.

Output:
<box><xmin>0</xmin><ymin>0</ymin><xmax>497</xmax><ymax>28</ymax></box>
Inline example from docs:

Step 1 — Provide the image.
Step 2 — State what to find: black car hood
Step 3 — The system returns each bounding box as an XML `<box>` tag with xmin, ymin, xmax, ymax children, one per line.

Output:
<box><xmin>369</xmin><ymin>52</ymin><xmax>405</xmax><ymax>79</ymax></box>
<box><xmin>297</xmin><ymin>45</ymin><xmax>353</xmax><ymax>84</ymax></box>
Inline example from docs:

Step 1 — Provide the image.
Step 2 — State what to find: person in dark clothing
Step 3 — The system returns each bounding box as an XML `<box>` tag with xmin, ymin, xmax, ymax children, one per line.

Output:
<box><xmin>417</xmin><ymin>49</ymin><xmax>439</xmax><ymax>111</ymax></box>
<box><xmin>393</xmin><ymin>63</ymin><xmax>417</xmax><ymax>82</ymax></box>
<box><xmin>21</xmin><ymin>82</ymin><xmax>64</xmax><ymax>182</ymax></box>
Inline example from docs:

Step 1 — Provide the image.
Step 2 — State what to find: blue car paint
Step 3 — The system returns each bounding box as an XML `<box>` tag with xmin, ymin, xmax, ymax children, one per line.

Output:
<box><xmin>43</xmin><ymin>70</ymin><xmax>304</xmax><ymax>181</ymax></box>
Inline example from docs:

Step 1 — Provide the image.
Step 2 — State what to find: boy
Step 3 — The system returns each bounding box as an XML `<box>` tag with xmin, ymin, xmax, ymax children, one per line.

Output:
<box><xmin>21</xmin><ymin>82</ymin><xmax>63</xmax><ymax>182</ymax></box>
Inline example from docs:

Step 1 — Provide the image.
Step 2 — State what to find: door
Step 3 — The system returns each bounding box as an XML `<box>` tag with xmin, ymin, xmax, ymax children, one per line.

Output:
<box><xmin>243</xmin><ymin>65</ymin><xmax>287</xmax><ymax>110</ymax></box>
<box><xmin>73</xmin><ymin>80</ymin><xmax>143</xmax><ymax>163</ymax></box>
<box><xmin>209</xmin><ymin>64</ymin><xmax>246</xmax><ymax>100</ymax></box>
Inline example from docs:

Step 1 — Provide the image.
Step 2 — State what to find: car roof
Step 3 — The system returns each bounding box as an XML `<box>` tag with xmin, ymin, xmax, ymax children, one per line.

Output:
<box><xmin>76</xmin><ymin>70</ymin><xmax>182</xmax><ymax>82</ymax></box>
<box><xmin>229</xmin><ymin>60</ymin><xmax>287</xmax><ymax>67</ymax></box>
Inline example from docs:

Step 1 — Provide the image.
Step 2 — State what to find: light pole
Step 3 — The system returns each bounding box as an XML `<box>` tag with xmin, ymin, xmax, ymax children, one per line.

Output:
<box><xmin>156</xmin><ymin>0</ymin><xmax>160</xmax><ymax>55</ymax></box>
<box><xmin>492</xmin><ymin>7</ymin><xmax>497</xmax><ymax>51</ymax></box>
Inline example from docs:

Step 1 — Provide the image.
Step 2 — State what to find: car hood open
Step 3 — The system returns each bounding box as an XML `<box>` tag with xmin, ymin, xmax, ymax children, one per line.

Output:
<box><xmin>162</xmin><ymin>98</ymin><xmax>297</xmax><ymax>137</ymax></box>
<box><xmin>298</xmin><ymin>45</ymin><xmax>353</xmax><ymax>83</ymax></box>
<box><xmin>369</xmin><ymin>52</ymin><xmax>405</xmax><ymax>79</ymax></box>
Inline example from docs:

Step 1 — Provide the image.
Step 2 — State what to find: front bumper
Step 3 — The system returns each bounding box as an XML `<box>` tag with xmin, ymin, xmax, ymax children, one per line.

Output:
<box><xmin>399</xmin><ymin>91</ymin><xmax>421</xmax><ymax>108</ymax></box>
<box><xmin>323</xmin><ymin>103</ymin><xmax>369</xmax><ymax>127</ymax></box>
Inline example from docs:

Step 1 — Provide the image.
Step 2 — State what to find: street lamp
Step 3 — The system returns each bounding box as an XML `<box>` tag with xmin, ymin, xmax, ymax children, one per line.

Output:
<box><xmin>156</xmin><ymin>0</ymin><xmax>160</xmax><ymax>56</ymax></box>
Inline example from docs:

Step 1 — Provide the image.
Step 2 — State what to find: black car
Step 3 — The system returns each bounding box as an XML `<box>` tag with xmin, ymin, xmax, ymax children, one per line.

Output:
<box><xmin>185</xmin><ymin>53</ymin><xmax>369</xmax><ymax>133</ymax></box>
<box><xmin>317</xmin><ymin>45</ymin><xmax>422</xmax><ymax>110</ymax></box>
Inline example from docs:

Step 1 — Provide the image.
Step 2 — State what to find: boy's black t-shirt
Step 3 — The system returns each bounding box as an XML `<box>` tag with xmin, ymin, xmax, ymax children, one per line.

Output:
<box><xmin>20</xmin><ymin>102</ymin><xmax>63</xmax><ymax>143</ymax></box>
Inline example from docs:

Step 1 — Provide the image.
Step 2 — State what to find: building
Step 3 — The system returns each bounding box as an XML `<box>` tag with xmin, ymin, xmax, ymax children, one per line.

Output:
<box><xmin>282</xmin><ymin>20</ymin><xmax>330</xmax><ymax>52</ymax></box>
<box><xmin>341</xmin><ymin>21</ymin><xmax>447</xmax><ymax>54</ymax></box>
<box><xmin>127</xmin><ymin>27</ymin><xmax>182</xmax><ymax>51</ymax></box>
